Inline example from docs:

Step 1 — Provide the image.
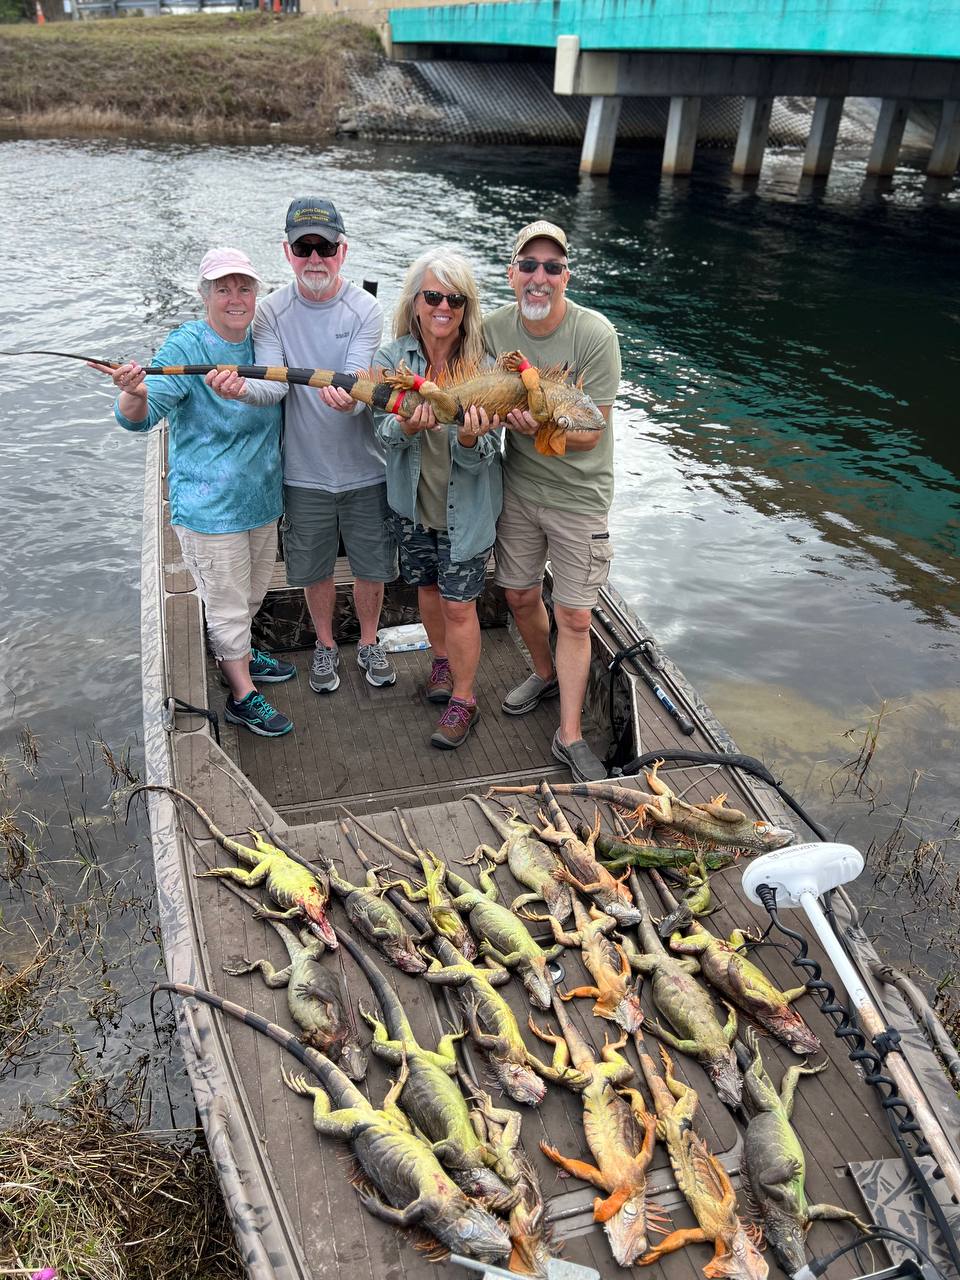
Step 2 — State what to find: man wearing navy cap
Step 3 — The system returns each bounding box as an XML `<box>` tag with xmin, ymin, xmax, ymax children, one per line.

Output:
<box><xmin>216</xmin><ymin>197</ymin><xmax>397</xmax><ymax>695</ymax></box>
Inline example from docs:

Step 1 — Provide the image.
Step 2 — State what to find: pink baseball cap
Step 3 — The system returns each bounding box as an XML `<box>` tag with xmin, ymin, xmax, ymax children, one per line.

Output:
<box><xmin>198</xmin><ymin>247</ymin><xmax>263</xmax><ymax>284</ymax></box>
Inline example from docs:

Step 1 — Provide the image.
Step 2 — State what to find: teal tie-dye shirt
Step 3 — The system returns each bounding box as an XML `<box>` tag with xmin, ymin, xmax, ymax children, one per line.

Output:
<box><xmin>114</xmin><ymin>320</ymin><xmax>282</xmax><ymax>535</ymax></box>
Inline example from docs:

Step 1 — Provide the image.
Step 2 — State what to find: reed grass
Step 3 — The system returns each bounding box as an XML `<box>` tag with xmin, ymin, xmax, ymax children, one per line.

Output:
<box><xmin>0</xmin><ymin>12</ymin><xmax>380</xmax><ymax>138</ymax></box>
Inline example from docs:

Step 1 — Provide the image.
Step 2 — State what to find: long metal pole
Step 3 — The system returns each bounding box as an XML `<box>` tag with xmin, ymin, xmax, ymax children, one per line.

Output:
<box><xmin>799</xmin><ymin>890</ymin><xmax>960</xmax><ymax>1205</ymax></box>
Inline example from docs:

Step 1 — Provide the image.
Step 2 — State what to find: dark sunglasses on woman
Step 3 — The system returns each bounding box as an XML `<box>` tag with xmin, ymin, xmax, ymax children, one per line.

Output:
<box><xmin>420</xmin><ymin>289</ymin><xmax>468</xmax><ymax>309</ymax></box>
<box><xmin>290</xmin><ymin>238</ymin><xmax>341</xmax><ymax>258</ymax></box>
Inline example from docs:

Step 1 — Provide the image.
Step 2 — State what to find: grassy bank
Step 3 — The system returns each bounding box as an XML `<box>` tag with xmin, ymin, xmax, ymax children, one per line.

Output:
<box><xmin>0</xmin><ymin>12</ymin><xmax>381</xmax><ymax>138</ymax></box>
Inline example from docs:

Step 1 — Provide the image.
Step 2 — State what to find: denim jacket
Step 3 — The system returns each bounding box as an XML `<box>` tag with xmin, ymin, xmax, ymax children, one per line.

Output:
<box><xmin>373</xmin><ymin>335</ymin><xmax>503</xmax><ymax>563</ymax></box>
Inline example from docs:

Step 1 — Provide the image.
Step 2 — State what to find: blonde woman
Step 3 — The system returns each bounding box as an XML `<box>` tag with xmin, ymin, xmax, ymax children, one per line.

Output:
<box><xmin>374</xmin><ymin>248</ymin><xmax>502</xmax><ymax>750</ymax></box>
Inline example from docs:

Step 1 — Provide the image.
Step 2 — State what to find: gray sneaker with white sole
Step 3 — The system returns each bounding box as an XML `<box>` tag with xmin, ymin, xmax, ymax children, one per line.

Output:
<box><xmin>357</xmin><ymin>642</ymin><xmax>396</xmax><ymax>687</ymax></box>
<box><xmin>309</xmin><ymin>643</ymin><xmax>340</xmax><ymax>694</ymax></box>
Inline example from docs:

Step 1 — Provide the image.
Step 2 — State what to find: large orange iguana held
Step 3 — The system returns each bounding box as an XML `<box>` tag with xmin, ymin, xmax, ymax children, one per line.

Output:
<box><xmin>527</xmin><ymin>994</ymin><xmax>661</xmax><ymax>1267</ymax></box>
<box><xmin>626</xmin><ymin>1035</ymin><xmax>769</xmax><ymax>1280</ymax></box>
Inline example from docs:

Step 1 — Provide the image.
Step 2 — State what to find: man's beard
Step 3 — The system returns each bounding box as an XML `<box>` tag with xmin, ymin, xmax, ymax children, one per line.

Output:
<box><xmin>300</xmin><ymin>265</ymin><xmax>334</xmax><ymax>296</ymax></box>
<box><xmin>520</xmin><ymin>286</ymin><xmax>552</xmax><ymax>321</ymax></box>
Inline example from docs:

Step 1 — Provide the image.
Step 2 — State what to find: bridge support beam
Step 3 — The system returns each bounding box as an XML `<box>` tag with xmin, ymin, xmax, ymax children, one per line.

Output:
<box><xmin>580</xmin><ymin>94</ymin><xmax>623</xmax><ymax>174</ymax></box>
<box><xmin>928</xmin><ymin>100</ymin><xmax>960</xmax><ymax>176</ymax></box>
<box><xmin>662</xmin><ymin>95</ymin><xmax>701</xmax><ymax>175</ymax></box>
<box><xmin>733</xmin><ymin>96</ymin><xmax>773</xmax><ymax>175</ymax></box>
<box><xmin>803</xmin><ymin>96</ymin><xmax>844</xmax><ymax>176</ymax></box>
<box><xmin>867</xmin><ymin>98</ymin><xmax>908</xmax><ymax>174</ymax></box>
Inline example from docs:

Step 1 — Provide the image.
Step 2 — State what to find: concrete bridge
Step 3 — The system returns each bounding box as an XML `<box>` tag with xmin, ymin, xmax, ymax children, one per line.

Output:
<box><xmin>378</xmin><ymin>0</ymin><xmax>960</xmax><ymax>177</ymax></box>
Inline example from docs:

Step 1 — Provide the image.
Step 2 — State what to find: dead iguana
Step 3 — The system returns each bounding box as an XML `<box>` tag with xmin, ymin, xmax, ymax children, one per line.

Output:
<box><xmin>620</xmin><ymin>876</ymin><xmax>741</xmax><ymax>1107</ymax></box>
<box><xmin>335</xmin><ymin>926</ymin><xmax>514</xmax><ymax>1207</ymax></box>
<box><xmin>346</xmin><ymin>808</ymin><xmax>476</xmax><ymax>961</ymax></box>
<box><xmin>131</xmin><ymin>784</ymin><xmax>337</xmax><ymax>948</ymax></box>
<box><xmin>526</xmin><ymin>896</ymin><xmax>644</xmax><ymax>1034</ymax></box>
<box><xmin>528</xmin><ymin>993</ymin><xmax>660</xmax><ymax>1267</ymax></box>
<box><xmin>498</xmin><ymin>763</ymin><xmax>795</xmax><ymax>853</ymax></box>
<box><xmin>212</xmin><ymin>870</ymin><xmax>366</xmax><ymax>1078</ymax></box>
<box><xmin>740</xmin><ymin>1028</ymin><xmax>867</xmax><ymax>1272</ymax></box>
<box><xmin>157</xmin><ymin>981</ymin><xmax>511</xmax><ymax>1263</ymax></box>
<box><xmin>625</xmin><ymin>1035</ymin><xmax>769</xmax><ymax>1280</ymax></box>
<box><xmin>423</xmin><ymin>935</ymin><xmax>571</xmax><ymax>1106</ymax></box>
<box><xmin>471</xmin><ymin>1090</ymin><xmax>555</xmax><ymax>1277</ymax></box>
<box><xmin>464</xmin><ymin>794</ymin><xmax>574</xmax><ymax>923</ymax></box>
<box><xmin>669</xmin><ymin>921</ymin><xmax>821</xmax><ymax>1056</ymax></box>
<box><xmin>486</xmin><ymin>780</ymin><xmax>643</xmax><ymax>926</ymax></box>
<box><xmin>352</xmin><ymin>807</ymin><xmax>562</xmax><ymax>1009</ymax></box>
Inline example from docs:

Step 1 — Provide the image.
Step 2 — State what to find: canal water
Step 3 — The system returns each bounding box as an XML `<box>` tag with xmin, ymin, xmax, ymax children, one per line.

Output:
<box><xmin>0</xmin><ymin>134</ymin><xmax>957</xmax><ymax>1111</ymax></box>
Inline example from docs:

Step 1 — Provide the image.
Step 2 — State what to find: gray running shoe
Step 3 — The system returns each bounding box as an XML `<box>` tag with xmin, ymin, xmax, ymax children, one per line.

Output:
<box><xmin>357</xmin><ymin>642</ymin><xmax>396</xmax><ymax>687</ymax></box>
<box><xmin>309</xmin><ymin>643</ymin><xmax>340</xmax><ymax>694</ymax></box>
<box><xmin>502</xmin><ymin>671</ymin><xmax>559</xmax><ymax>716</ymax></box>
<box><xmin>551</xmin><ymin>732</ymin><xmax>606</xmax><ymax>783</ymax></box>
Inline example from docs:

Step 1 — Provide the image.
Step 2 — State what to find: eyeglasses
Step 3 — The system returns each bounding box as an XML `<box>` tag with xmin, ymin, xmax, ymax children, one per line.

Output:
<box><xmin>290</xmin><ymin>238</ymin><xmax>340</xmax><ymax>258</ymax></box>
<box><xmin>419</xmin><ymin>289</ymin><xmax>468</xmax><ymax>309</ymax></box>
<box><xmin>514</xmin><ymin>257</ymin><xmax>567</xmax><ymax>276</ymax></box>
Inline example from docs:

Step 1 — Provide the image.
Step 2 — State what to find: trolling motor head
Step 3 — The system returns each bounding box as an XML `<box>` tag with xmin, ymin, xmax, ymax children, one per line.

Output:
<box><xmin>741</xmin><ymin>842</ymin><xmax>864</xmax><ymax>908</ymax></box>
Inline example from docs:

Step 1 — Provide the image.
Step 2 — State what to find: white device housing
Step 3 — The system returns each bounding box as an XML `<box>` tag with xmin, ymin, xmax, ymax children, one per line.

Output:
<box><xmin>741</xmin><ymin>842</ymin><xmax>864</xmax><ymax>908</ymax></box>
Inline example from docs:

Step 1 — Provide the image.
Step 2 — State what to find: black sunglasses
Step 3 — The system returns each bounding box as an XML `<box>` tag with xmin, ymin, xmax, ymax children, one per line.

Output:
<box><xmin>514</xmin><ymin>257</ymin><xmax>566</xmax><ymax>276</ymax></box>
<box><xmin>420</xmin><ymin>289</ymin><xmax>468</xmax><ymax>309</ymax></box>
<box><xmin>290</xmin><ymin>238</ymin><xmax>340</xmax><ymax>258</ymax></box>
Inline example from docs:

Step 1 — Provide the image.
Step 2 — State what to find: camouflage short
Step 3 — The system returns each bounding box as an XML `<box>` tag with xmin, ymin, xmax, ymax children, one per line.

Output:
<box><xmin>393</xmin><ymin>515</ymin><xmax>491</xmax><ymax>603</ymax></box>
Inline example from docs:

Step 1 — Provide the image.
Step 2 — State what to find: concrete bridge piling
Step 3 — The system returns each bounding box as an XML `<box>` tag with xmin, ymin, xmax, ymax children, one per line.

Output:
<box><xmin>382</xmin><ymin>0</ymin><xmax>960</xmax><ymax>182</ymax></box>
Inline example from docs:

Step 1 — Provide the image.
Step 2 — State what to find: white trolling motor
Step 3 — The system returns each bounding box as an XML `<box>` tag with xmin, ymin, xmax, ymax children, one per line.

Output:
<box><xmin>742</xmin><ymin>843</ymin><xmax>960</xmax><ymax>1207</ymax></box>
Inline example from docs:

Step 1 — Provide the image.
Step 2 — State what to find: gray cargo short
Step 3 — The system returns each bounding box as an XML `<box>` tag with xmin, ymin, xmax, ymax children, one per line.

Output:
<box><xmin>394</xmin><ymin>514</ymin><xmax>491</xmax><ymax>603</ymax></box>
<box><xmin>282</xmin><ymin>481</ymin><xmax>397</xmax><ymax>585</ymax></box>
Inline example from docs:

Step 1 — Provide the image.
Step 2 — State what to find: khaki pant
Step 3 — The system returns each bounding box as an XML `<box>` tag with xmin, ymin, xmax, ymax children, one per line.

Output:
<box><xmin>173</xmin><ymin>522</ymin><xmax>278</xmax><ymax>661</ymax></box>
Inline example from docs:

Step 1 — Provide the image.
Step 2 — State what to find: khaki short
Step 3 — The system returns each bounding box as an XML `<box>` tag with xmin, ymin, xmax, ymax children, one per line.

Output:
<box><xmin>173</xmin><ymin>522</ymin><xmax>278</xmax><ymax>661</ymax></box>
<box><xmin>494</xmin><ymin>486</ymin><xmax>614</xmax><ymax>609</ymax></box>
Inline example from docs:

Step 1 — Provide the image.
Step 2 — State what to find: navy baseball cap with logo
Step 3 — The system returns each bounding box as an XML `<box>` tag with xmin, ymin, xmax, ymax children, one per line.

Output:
<box><xmin>285</xmin><ymin>197</ymin><xmax>346</xmax><ymax>243</ymax></box>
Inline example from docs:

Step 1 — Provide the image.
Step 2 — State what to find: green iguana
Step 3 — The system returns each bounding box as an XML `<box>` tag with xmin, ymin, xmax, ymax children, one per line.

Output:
<box><xmin>464</xmin><ymin>794</ymin><xmax>574</xmax><ymax>923</ymax></box>
<box><xmin>334</xmin><ymin>927</ymin><xmax>514</xmax><ymax>1207</ymax></box>
<box><xmin>740</xmin><ymin>1028</ymin><xmax>867</xmax><ymax>1272</ymax></box>
<box><xmin>132</xmin><ymin>784</ymin><xmax>337</xmax><ymax>948</ymax></box>
<box><xmin>625</xmin><ymin>1035</ymin><xmax>768</xmax><ymax>1280</ymax></box>
<box><xmin>527</xmin><ymin>994</ymin><xmax>660</xmax><ymax>1267</ymax></box>
<box><xmin>669</xmin><ymin>921</ymin><xmax>821</xmax><ymax>1056</ymax></box>
<box><xmin>346</xmin><ymin>809</ymin><xmax>477</xmax><ymax>961</ymax></box>
<box><xmin>620</xmin><ymin>878</ymin><xmax>741</xmax><ymax>1107</ymax></box>
<box><xmin>423</xmin><ymin>935</ymin><xmax>571</xmax><ymax>1106</ymax></box>
<box><xmin>352</xmin><ymin>808</ymin><xmax>562</xmax><ymax>1009</ymax></box>
<box><xmin>157</xmin><ymin>981</ymin><xmax>511</xmax><ymax>1263</ymax></box>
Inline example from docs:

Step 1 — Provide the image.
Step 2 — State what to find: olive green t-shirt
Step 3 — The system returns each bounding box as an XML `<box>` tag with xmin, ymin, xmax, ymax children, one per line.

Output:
<box><xmin>483</xmin><ymin>299</ymin><xmax>621</xmax><ymax>514</ymax></box>
<box><xmin>416</xmin><ymin>426</ymin><xmax>451</xmax><ymax>531</ymax></box>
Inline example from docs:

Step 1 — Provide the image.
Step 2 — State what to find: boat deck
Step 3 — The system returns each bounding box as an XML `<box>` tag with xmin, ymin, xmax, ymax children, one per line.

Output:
<box><xmin>149</xmin><ymin>455</ymin><xmax>960</xmax><ymax>1280</ymax></box>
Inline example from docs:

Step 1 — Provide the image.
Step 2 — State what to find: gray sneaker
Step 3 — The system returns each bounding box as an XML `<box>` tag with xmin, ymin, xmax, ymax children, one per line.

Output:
<box><xmin>551</xmin><ymin>732</ymin><xmax>606</xmax><ymax>783</ymax></box>
<box><xmin>502</xmin><ymin>671</ymin><xmax>559</xmax><ymax>716</ymax></box>
<box><xmin>357</xmin><ymin>642</ymin><xmax>396</xmax><ymax>688</ymax></box>
<box><xmin>309</xmin><ymin>643</ymin><xmax>340</xmax><ymax>694</ymax></box>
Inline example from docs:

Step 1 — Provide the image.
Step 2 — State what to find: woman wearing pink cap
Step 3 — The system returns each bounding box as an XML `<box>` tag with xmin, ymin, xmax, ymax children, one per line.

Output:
<box><xmin>89</xmin><ymin>248</ymin><xmax>294</xmax><ymax>738</ymax></box>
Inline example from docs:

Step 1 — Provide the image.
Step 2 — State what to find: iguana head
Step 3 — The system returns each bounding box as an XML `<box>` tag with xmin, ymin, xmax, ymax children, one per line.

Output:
<box><xmin>496</xmin><ymin>1058</ymin><xmax>547</xmax><ymax>1107</ymax></box>
<box><xmin>509</xmin><ymin>1195</ymin><xmax>553</xmax><ymax>1278</ymax></box>
<box><xmin>613</xmin><ymin>986</ymin><xmax>645</xmax><ymax>1035</ymax></box>
<box><xmin>604</xmin><ymin>897</ymin><xmax>644</xmax><ymax>927</ymax></box>
<box><xmin>751</xmin><ymin>821</ymin><xmax>796</xmax><ymax>852</ymax></box>
<box><xmin>337</xmin><ymin>1040</ymin><xmax>369</xmax><ymax>1082</ymax></box>
<box><xmin>601</xmin><ymin>1195</ymin><xmax>648</xmax><ymax>1267</ymax></box>
<box><xmin>443</xmin><ymin>1205</ymin><xmax>512</xmax><ymax>1263</ymax></box>
<box><xmin>520</xmin><ymin>959</ymin><xmax>553</xmax><ymax>1010</ymax></box>
<box><xmin>763</xmin><ymin>1206</ymin><xmax>806</xmax><ymax>1273</ymax></box>
<box><xmin>767</xmin><ymin>1009</ymin><xmax>821</xmax><ymax>1056</ymax></box>
<box><xmin>454</xmin><ymin>1165</ymin><xmax>517</xmax><ymax>1210</ymax></box>
<box><xmin>301</xmin><ymin>885</ymin><xmax>338</xmax><ymax>950</ymax></box>
<box><xmin>706</xmin><ymin>1049</ymin><xmax>743</xmax><ymax>1108</ymax></box>
<box><xmin>386</xmin><ymin>937</ymin><xmax>428</xmax><ymax>975</ymax></box>
<box><xmin>705</xmin><ymin>1228</ymin><xmax>770</xmax><ymax>1280</ymax></box>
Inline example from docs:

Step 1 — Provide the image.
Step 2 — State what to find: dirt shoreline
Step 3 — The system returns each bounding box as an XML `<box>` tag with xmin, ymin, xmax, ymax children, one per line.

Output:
<box><xmin>0</xmin><ymin>12</ymin><xmax>379</xmax><ymax>139</ymax></box>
